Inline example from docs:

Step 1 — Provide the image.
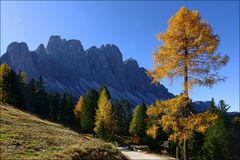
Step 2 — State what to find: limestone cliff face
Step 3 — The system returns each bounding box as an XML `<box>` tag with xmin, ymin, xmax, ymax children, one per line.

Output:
<box><xmin>0</xmin><ymin>35</ymin><xmax>174</xmax><ymax>105</ymax></box>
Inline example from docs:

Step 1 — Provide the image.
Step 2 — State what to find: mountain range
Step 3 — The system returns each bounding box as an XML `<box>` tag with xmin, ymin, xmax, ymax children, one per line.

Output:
<box><xmin>0</xmin><ymin>35</ymin><xmax>175</xmax><ymax>106</ymax></box>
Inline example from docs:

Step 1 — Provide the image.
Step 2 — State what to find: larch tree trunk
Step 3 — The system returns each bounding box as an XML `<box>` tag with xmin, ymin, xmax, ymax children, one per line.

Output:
<box><xmin>183</xmin><ymin>49</ymin><xmax>189</xmax><ymax>160</ymax></box>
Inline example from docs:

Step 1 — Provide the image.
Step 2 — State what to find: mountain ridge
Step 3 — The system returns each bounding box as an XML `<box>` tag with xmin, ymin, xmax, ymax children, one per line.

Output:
<box><xmin>0</xmin><ymin>35</ymin><xmax>174</xmax><ymax>105</ymax></box>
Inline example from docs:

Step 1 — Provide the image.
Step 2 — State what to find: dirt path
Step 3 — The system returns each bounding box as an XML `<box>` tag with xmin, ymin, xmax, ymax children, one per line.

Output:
<box><xmin>119</xmin><ymin>147</ymin><xmax>175</xmax><ymax>160</ymax></box>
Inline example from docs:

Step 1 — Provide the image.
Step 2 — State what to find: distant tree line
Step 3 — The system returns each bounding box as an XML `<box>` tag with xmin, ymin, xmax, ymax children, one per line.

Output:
<box><xmin>0</xmin><ymin>63</ymin><xmax>133</xmax><ymax>140</ymax></box>
<box><xmin>0</xmin><ymin>63</ymin><xmax>75</xmax><ymax>125</ymax></box>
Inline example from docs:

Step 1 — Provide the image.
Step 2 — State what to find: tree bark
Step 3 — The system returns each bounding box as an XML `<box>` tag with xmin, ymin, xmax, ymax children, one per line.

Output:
<box><xmin>184</xmin><ymin>139</ymin><xmax>189</xmax><ymax>160</ymax></box>
<box><xmin>183</xmin><ymin>49</ymin><xmax>189</xmax><ymax>160</ymax></box>
<box><xmin>176</xmin><ymin>146</ymin><xmax>179</xmax><ymax>160</ymax></box>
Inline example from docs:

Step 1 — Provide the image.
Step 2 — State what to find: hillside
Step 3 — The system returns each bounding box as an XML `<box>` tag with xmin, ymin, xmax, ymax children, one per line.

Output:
<box><xmin>0</xmin><ymin>104</ymin><xmax>127</xmax><ymax>160</ymax></box>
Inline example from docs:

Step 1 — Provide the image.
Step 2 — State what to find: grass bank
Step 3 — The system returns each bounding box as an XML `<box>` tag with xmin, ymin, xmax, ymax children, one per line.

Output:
<box><xmin>0</xmin><ymin>104</ymin><xmax>127</xmax><ymax>160</ymax></box>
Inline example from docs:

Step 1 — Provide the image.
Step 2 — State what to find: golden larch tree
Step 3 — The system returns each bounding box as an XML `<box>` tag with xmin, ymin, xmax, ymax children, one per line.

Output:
<box><xmin>147</xmin><ymin>7</ymin><xmax>229</xmax><ymax>160</ymax></box>
<box><xmin>94</xmin><ymin>86</ymin><xmax>116</xmax><ymax>140</ymax></box>
<box><xmin>74</xmin><ymin>96</ymin><xmax>84</xmax><ymax>120</ymax></box>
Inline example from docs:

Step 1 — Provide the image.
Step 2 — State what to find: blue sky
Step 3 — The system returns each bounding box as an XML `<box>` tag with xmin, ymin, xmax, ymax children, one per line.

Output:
<box><xmin>1</xmin><ymin>1</ymin><xmax>239</xmax><ymax>111</ymax></box>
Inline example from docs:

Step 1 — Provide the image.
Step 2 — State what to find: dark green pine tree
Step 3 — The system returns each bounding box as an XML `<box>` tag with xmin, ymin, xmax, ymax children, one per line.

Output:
<box><xmin>48</xmin><ymin>92</ymin><xmax>60</xmax><ymax>120</ymax></box>
<box><xmin>129</xmin><ymin>103</ymin><xmax>147</xmax><ymax>140</ymax></box>
<box><xmin>202</xmin><ymin>100</ymin><xmax>231</xmax><ymax>160</ymax></box>
<box><xmin>58</xmin><ymin>93</ymin><xmax>67</xmax><ymax>123</ymax></box>
<box><xmin>65</xmin><ymin>94</ymin><xmax>74</xmax><ymax>124</ymax></box>
<box><xmin>209</xmin><ymin>98</ymin><xmax>217</xmax><ymax>113</ymax></box>
<box><xmin>188</xmin><ymin>132</ymin><xmax>204</xmax><ymax>160</ymax></box>
<box><xmin>80</xmin><ymin>89</ymin><xmax>99</xmax><ymax>133</ymax></box>
<box><xmin>34</xmin><ymin>76</ymin><xmax>48</xmax><ymax>117</ymax></box>
<box><xmin>113</xmin><ymin>99</ymin><xmax>131</xmax><ymax>135</ymax></box>
<box><xmin>17</xmin><ymin>70</ymin><xmax>27</xmax><ymax>110</ymax></box>
<box><xmin>26</xmin><ymin>79</ymin><xmax>37</xmax><ymax>113</ymax></box>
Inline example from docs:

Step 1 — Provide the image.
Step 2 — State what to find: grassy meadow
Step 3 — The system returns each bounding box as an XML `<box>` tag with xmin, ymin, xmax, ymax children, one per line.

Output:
<box><xmin>0</xmin><ymin>104</ymin><xmax>127</xmax><ymax>160</ymax></box>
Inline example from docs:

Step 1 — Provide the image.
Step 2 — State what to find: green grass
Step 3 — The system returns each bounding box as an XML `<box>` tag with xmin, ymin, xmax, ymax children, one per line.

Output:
<box><xmin>0</xmin><ymin>104</ymin><xmax>127</xmax><ymax>160</ymax></box>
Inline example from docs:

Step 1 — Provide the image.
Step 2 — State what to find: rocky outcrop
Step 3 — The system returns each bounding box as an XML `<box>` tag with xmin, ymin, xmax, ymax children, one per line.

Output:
<box><xmin>0</xmin><ymin>35</ymin><xmax>174</xmax><ymax>105</ymax></box>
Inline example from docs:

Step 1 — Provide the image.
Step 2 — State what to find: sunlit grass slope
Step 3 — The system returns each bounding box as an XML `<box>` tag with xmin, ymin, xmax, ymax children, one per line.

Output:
<box><xmin>0</xmin><ymin>104</ymin><xmax>127</xmax><ymax>160</ymax></box>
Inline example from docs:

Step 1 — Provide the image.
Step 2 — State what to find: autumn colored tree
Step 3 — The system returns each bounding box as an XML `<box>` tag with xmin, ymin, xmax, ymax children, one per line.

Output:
<box><xmin>147</xmin><ymin>7</ymin><xmax>228</xmax><ymax>160</ymax></box>
<box><xmin>74</xmin><ymin>96</ymin><xmax>84</xmax><ymax>121</ymax></box>
<box><xmin>94</xmin><ymin>86</ymin><xmax>116</xmax><ymax>141</ymax></box>
<box><xmin>0</xmin><ymin>63</ymin><xmax>22</xmax><ymax>107</ymax></box>
<box><xmin>129</xmin><ymin>103</ymin><xmax>147</xmax><ymax>144</ymax></box>
<box><xmin>0</xmin><ymin>63</ymin><xmax>11</xmax><ymax>102</ymax></box>
<box><xmin>0</xmin><ymin>63</ymin><xmax>10</xmax><ymax>102</ymax></box>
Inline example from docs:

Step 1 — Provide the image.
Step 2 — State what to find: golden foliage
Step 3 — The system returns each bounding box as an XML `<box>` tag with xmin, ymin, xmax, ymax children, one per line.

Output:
<box><xmin>0</xmin><ymin>63</ymin><xmax>11</xmax><ymax>82</ymax></box>
<box><xmin>94</xmin><ymin>87</ymin><xmax>116</xmax><ymax>137</ymax></box>
<box><xmin>148</xmin><ymin>6</ymin><xmax>229</xmax><ymax>88</ymax></box>
<box><xmin>73</xmin><ymin>96</ymin><xmax>84</xmax><ymax>119</ymax></box>
<box><xmin>146</xmin><ymin>124</ymin><xmax>159</xmax><ymax>140</ymax></box>
<box><xmin>147</xmin><ymin>94</ymin><xmax>218</xmax><ymax>142</ymax></box>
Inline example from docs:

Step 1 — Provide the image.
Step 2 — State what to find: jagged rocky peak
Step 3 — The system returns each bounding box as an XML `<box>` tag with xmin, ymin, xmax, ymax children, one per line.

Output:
<box><xmin>6</xmin><ymin>42</ymin><xmax>29</xmax><ymax>55</ymax></box>
<box><xmin>100</xmin><ymin>44</ymin><xmax>123</xmax><ymax>64</ymax></box>
<box><xmin>36</xmin><ymin>44</ymin><xmax>46</xmax><ymax>55</ymax></box>
<box><xmin>46</xmin><ymin>35</ymin><xmax>66</xmax><ymax>52</ymax></box>
<box><xmin>46</xmin><ymin>35</ymin><xmax>84</xmax><ymax>54</ymax></box>
<box><xmin>124</xmin><ymin>58</ymin><xmax>139</xmax><ymax>69</ymax></box>
<box><xmin>86</xmin><ymin>46</ymin><xmax>98</xmax><ymax>53</ymax></box>
<box><xmin>0</xmin><ymin>35</ymin><xmax>175</xmax><ymax>106</ymax></box>
<box><xmin>65</xmin><ymin>39</ymin><xmax>84</xmax><ymax>54</ymax></box>
<box><xmin>100</xmin><ymin>44</ymin><xmax>120</xmax><ymax>51</ymax></box>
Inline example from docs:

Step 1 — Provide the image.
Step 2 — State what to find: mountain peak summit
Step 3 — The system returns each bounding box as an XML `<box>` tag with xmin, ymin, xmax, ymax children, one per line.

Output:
<box><xmin>7</xmin><ymin>42</ymin><xmax>29</xmax><ymax>55</ymax></box>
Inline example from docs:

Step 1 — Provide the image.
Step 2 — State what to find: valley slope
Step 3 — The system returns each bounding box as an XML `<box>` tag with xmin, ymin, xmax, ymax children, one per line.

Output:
<box><xmin>0</xmin><ymin>104</ymin><xmax>126</xmax><ymax>160</ymax></box>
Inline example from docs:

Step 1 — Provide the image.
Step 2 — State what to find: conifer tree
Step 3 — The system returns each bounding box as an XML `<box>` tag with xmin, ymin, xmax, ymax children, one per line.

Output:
<box><xmin>17</xmin><ymin>70</ymin><xmax>27</xmax><ymax>110</ymax></box>
<box><xmin>202</xmin><ymin>100</ymin><xmax>231</xmax><ymax>160</ymax></box>
<box><xmin>94</xmin><ymin>86</ymin><xmax>116</xmax><ymax>141</ymax></box>
<box><xmin>209</xmin><ymin>98</ymin><xmax>217</xmax><ymax>112</ymax></box>
<box><xmin>58</xmin><ymin>93</ymin><xmax>67</xmax><ymax>122</ymax></box>
<box><xmin>48</xmin><ymin>92</ymin><xmax>60</xmax><ymax>120</ymax></box>
<box><xmin>0</xmin><ymin>63</ymin><xmax>22</xmax><ymax>107</ymax></box>
<box><xmin>48</xmin><ymin>93</ymin><xmax>57</xmax><ymax>119</ymax></box>
<box><xmin>65</xmin><ymin>94</ymin><xmax>74</xmax><ymax>124</ymax></box>
<box><xmin>129</xmin><ymin>103</ymin><xmax>147</xmax><ymax>143</ymax></box>
<box><xmin>26</xmin><ymin>79</ymin><xmax>37</xmax><ymax>113</ymax></box>
<box><xmin>100</xmin><ymin>85</ymin><xmax>110</xmax><ymax>99</ymax></box>
<box><xmin>0</xmin><ymin>63</ymin><xmax>11</xmax><ymax>103</ymax></box>
<box><xmin>113</xmin><ymin>99</ymin><xmax>131</xmax><ymax>135</ymax></box>
<box><xmin>147</xmin><ymin>7</ymin><xmax>228</xmax><ymax>160</ymax></box>
<box><xmin>80</xmin><ymin>89</ymin><xmax>99</xmax><ymax>133</ymax></box>
<box><xmin>74</xmin><ymin>96</ymin><xmax>84</xmax><ymax>121</ymax></box>
<box><xmin>0</xmin><ymin>63</ymin><xmax>10</xmax><ymax>102</ymax></box>
<box><xmin>35</xmin><ymin>76</ymin><xmax>48</xmax><ymax>116</ymax></box>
